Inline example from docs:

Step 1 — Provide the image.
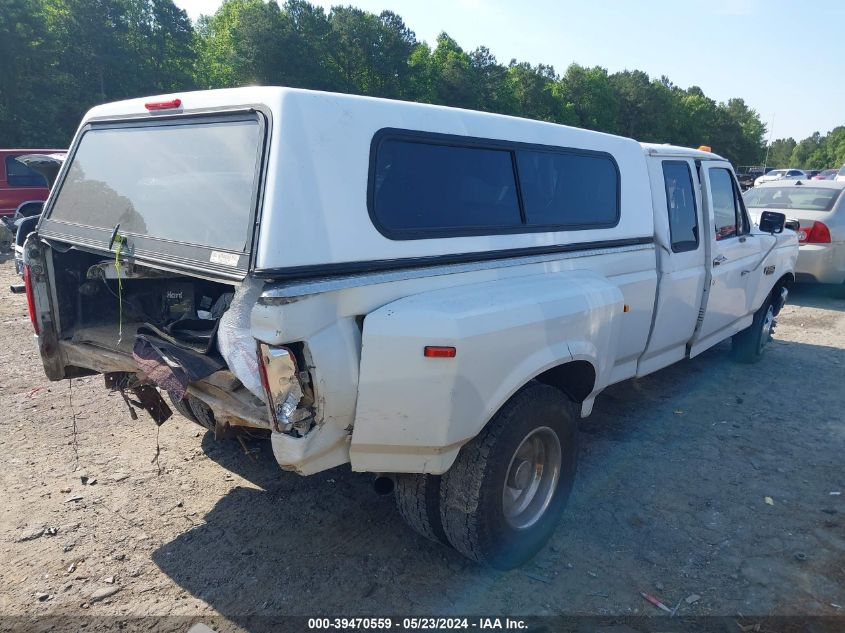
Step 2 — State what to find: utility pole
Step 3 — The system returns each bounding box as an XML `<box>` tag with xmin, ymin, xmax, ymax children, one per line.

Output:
<box><xmin>762</xmin><ymin>112</ymin><xmax>775</xmax><ymax>170</ymax></box>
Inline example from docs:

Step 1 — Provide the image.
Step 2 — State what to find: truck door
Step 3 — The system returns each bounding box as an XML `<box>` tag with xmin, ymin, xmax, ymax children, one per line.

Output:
<box><xmin>693</xmin><ymin>162</ymin><xmax>762</xmax><ymax>349</ymax></box>
<box><xmin>637</xmin><ymin>158</ymin><xmax>707</xmax><ymax>377</ymax></box>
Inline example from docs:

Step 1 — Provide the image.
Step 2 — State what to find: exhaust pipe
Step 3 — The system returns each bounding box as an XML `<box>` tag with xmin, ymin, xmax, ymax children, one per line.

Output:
<box><xmin>372</xmin><ymin>475</ymin><xmax>394</xmax><ymax>495</ymax></box>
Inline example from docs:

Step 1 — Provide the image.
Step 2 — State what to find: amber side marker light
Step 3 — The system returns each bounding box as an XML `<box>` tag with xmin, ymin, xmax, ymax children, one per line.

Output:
<box><xmin>424</xmin><ymin>346</ymin><xmax>456</xmax><ymax>358</ymax></box>
<box><xmin>145</xmin><ymin>98</ymin><xmax>182</xmax><ymax>111</ymax></box>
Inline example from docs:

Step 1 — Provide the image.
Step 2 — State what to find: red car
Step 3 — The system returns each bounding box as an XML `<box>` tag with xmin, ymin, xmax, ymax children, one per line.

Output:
<box><xmin>812</xmin><ymin>168</ymin><xmax>839</xmax><ymax>180</ymax></box>
<box><xmin>0</xmin><ymin>149</ymin><xmax>66</xmax><ymax>217</ymax></box>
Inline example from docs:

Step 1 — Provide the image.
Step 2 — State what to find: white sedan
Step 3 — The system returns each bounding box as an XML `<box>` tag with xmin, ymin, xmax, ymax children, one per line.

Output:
<box><xmin>754</xmin><ymin>168</ymin><xmax>807</xmax><ymax>187</ymax></box>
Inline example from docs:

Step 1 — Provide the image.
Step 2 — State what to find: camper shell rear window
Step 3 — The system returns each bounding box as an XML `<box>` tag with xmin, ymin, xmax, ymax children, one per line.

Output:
<box><xmin>369</xmin><ymin>129</ymin><xmax>621</xmax><ymax>239</ymax></box>
<box><xmin>40</xmin><ymin>111</ymin><xmax>267</xmax><ymax>278</ymax></box>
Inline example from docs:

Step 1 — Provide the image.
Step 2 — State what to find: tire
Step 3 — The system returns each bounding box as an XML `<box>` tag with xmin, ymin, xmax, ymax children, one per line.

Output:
<box><xmin>187</xmin><ymin>395</ymin><xmax>217</xmax><ymax>432</ymax></box>
<box><xmin>394</xmin><ymin>474</ymin><xmax>450</xmax><ymax>546</ymax></box>
<box><xmin>167</xmin><ymin>391</ymin><xmax>200</xmax><ymax>424</ymax></box>
<box><xmin>731</xmin><ymin>296</ymin><xmax>775</xmax><ymax>364</ymax></box>
<box><xmin>439</xmin><ymin>382</ymin><xmax>578</xmax><ymax>569</ymax></box>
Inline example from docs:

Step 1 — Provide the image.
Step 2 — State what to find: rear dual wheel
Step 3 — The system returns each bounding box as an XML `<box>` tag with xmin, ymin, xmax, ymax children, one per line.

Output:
<box><xmin>394</xmin><ymin>382</ymin><xmax>578</xmax><ymax>569</ymax></box>
<box><xmin>167</xmin><ymin>392</ymin><xmax>216</xmax><ymax>432</ymax></box>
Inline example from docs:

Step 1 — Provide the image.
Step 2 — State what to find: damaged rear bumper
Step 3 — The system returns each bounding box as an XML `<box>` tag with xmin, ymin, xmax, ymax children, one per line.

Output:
<box><xmin>60</xmin><ymin>339</ymin><xmax>273</xmax><ymax>432</ymax></box>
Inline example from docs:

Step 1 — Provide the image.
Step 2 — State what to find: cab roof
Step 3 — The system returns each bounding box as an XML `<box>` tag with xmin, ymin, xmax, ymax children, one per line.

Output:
<box><xmin>640</xmin><ymin>142</ymin><xmax>725</xmax><ymax>161</ymax></box>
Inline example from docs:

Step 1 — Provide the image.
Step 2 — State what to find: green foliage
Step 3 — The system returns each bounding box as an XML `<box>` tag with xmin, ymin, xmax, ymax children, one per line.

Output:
<box><xmin>0</xmin><ymin>0</ymin><xmax>54</xmax><ymax>145</ymax></box>
<box><xmin>766</xmin><ymin>138</ymin><xmax>796</xmax><ymax>167</ymax></box>
<box><xmin>765</xmin><ymin>128</ymin><xmax>845</xmax><ymax>169</ymax></box>
<box><xmin>0</xmin><ymin>0</ymin><xmax>811</xmax><ymax>166</ymax></box>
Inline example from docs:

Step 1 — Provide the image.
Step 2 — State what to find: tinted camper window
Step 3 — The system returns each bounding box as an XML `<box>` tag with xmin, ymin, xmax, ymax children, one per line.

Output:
<box><xmin>516</xmin><ymin>150</ymin><xmax>618</xmax><ymax>227</ymax></box>
<box><xmin>370</xmin><ymin>131</ymin><xmax>621</xmax><ymax>239</ymax></box>
<box><xmin>48</xmin><ymin>117</ymin><xmax>261</xmax><ymax>253</ymax></box>
<box><xmin>372</xmin><ymin>139</ymin><xmax>521</xmax><ymax>236</ymax></box>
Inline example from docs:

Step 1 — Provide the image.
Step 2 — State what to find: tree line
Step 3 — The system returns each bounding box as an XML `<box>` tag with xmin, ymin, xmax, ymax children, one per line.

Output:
<box><xmin>1</xmin><ymin>0</ymin><xmax>835</xmax><ymax>169</ymax></box>
<box><xmin>766</xmin><ymin>129</ymin><xmax>845</xmax><ymax>170</ymax></box>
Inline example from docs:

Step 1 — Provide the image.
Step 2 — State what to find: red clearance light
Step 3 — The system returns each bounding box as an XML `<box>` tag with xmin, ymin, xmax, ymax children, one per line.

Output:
<box><xmin>145</xmin><ymin>98</ymin><xmax>182</xmax><ymax>111</ymax></box>
<box><xmin>799</xmin><ymin>221</ymin><xmax>831</xmax><ymax>244</ymax></box>
<box><xmin>23</xmin><ymin>265</ymin><xmax>39</xmax><ymax>335</ymax></box>
<box><xmin>424</xmin><ymin>346</ymin><xmax>456</xmax><ymax>358</ymax></box>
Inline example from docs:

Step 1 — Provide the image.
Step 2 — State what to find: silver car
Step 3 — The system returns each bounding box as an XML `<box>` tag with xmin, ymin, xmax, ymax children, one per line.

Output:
<box><xmin>744</xmin><ymin>180</ymin><xmax>845</xmax><ymax>287</ymax></box>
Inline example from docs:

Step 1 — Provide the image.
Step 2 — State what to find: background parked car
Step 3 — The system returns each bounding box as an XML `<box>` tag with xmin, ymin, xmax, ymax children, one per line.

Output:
<box><xmin>0</xmin><ymin>149</ymin><xmax>65</xmax><ymax>218</ymax></box>
<box><xmin>812</xmin><ymin>168</ymin><xmax>838</xmax><ymax>180</ymax></box>
<box><xmin>745</xmin><ymin>180</ymin><xmax>845</xmax><ymax>290</ymax></box>
<box><xmin>804</xmin><ymin>170</ymin><xmax>821</xmax><ymax>180</ymax></box>
<box><xmin>754</xmin><ymin>168</ymin><xmax>807</xmax><ymax>187</ymax></box>
<box><xmin>736</xmin><ymin>165</ymin><xmax>776</xmax><ymax>190</ymax></box>
<box><xmin>835</xmin><ymin>164</ymin><xmax>845</xmax><ymax>182</ymax></box>
<box><xmin>4</xmin><ymin>153</ymin><xmax>65</xmax><ymax>279</ymax></box>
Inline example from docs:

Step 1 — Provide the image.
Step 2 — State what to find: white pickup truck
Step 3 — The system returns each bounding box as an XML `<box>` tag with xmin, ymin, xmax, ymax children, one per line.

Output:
<box><xmin>23</xmin><ymin>88</ymin><xmax>797</xmax><ymax>569</ymax></box>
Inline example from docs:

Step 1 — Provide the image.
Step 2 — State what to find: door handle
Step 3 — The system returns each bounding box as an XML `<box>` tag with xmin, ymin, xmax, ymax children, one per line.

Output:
<box><xmin>713</xmin><ymin>255</ymin><xmax>728</xmax><ymax>266</ymax></box>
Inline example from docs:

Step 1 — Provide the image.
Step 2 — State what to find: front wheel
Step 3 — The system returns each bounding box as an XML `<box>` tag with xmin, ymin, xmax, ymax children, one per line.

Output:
<box><xmin>439</xmin><ymin>382</ymin><xmax>578</xmax><ymax>569</ymax></box>
<box><xmin>732</xmin><ymin>297</ymin><xmax>775</xmax><ymax>363</ymax></box>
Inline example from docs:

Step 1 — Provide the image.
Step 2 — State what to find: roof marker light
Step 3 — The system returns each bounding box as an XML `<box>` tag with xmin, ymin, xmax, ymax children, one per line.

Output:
<box><xmin>145</xmin><ymin>98</ymin><xmax>182</xmax><ymax>111</ymax></box>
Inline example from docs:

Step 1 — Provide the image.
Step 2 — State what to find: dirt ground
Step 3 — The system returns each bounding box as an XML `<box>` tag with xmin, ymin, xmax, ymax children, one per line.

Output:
<box><xmin>0</xmin><ymin>254</ymin><xmax>843</xmax><ymax>630</ymax></box>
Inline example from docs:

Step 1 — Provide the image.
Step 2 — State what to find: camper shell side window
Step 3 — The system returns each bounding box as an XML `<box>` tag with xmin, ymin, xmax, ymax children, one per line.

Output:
<box><xmin>368</xmin><ymin>129</ymin><xmax>621</xmax><ymax>240</ymax></box>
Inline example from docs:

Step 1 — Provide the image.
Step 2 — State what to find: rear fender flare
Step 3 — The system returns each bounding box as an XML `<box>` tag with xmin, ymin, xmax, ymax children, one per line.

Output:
<box><xmin>349</xmin><ymin>270</ymin><xmax>622</xmax><ymax>474</ymax></box>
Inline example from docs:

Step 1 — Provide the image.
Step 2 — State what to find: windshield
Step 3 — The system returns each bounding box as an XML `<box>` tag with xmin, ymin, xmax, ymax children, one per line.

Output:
<box><xmin>48</xmin><ymin>116</ymin><xmax>261</xmax><ymax>253</ymax></box>
<box><xmin>743</xmin><ymin>186</ymin><xmax>843</xmax><ymax>211</ymax></box>
<box><xmin>767</xmin><ymin>170</ymin><xmax>787</xmax><ymax>177</ymax></box>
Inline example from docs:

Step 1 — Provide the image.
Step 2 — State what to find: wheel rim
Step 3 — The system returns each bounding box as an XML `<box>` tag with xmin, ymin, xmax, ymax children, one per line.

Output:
<box><xmin>502</xmin><ymin>426</ymin><xmax>562</xmax><ymax>530</ymax></box>
<box><xmin>759</xmin><ymin>305</ymin><xmax>775</xmax><ymax>353</ymax></box>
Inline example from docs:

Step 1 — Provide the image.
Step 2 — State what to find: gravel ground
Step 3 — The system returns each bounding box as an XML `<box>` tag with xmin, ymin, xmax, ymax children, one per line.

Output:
<box><xmin>0</xmin><ymin>255</ymin><xmax>843</xmax><ymax>631</ymax></box>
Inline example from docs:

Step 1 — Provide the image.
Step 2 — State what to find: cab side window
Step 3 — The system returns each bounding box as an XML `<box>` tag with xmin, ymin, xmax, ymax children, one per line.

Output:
<box><xmin>732</xmin><ymin>176</ymin><xmax>750</xmax><ymax>236</ymax></box>
<box><xmin>662</xmin><ymin>160</ymin><xmax>698</xmax><ymax>253</ymax></box>
<box><xmin>710</xmin><ymin>168</ymin><xmax>747</xmax><ymax>240</ymax></box>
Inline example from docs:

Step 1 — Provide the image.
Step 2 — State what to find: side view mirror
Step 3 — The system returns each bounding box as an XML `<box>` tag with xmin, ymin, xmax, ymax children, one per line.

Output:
<box><xmin>759</xmin><ymin>210</ymin><xmax>786</xmax><ymax>234</ymax></box>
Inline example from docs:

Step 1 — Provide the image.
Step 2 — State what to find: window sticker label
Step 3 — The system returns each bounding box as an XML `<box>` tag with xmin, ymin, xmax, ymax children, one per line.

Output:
<box><xmin>210</xmin><ymin>251</ymin><xmax>240</xmax><ymax>266</ymax></box>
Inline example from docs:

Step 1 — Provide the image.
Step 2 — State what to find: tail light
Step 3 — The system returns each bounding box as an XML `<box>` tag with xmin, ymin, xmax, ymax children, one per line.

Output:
<box><xmin>798</xmin><ymin>221</ymin><xmax>831</xmax><ymax>244</ymax></box>
<box><xmin>257</xmin><ymin>343</ymin><xmax>304</xmax><ymax>433</ymax></box>
<box><xmin>23</xmin><ymin>265</ymin><xmax>39</xmax><ymax>334</ymax></box>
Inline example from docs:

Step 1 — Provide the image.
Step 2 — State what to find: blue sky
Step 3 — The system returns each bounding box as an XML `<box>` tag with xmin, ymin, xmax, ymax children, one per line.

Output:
<box><xmin>175</xmin><ymin>0</ymin><xmax>844</xmax><ymax>142</ymax></box>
